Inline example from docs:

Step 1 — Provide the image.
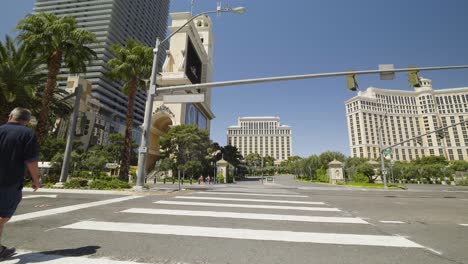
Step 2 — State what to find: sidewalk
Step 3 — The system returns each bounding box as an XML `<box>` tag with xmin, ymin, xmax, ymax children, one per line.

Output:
<box><xmin>22</xmin><ymin>182</ymin><xmax>224</xmax><ymax>195</ymax></box>
<box><xmin>272</xmin><ymin>175</ymin><xmax>468</xmax><ymax>193</ymax></box>
<box><xmin>147</xmin><ymin>181</ymin><xmax>228</xmax><ymax>192</ymax></box>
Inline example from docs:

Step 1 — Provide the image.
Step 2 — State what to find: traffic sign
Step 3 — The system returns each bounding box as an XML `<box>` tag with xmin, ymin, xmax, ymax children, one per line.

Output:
<box><xmin>139</xmin><ymin>147</ymin><xmax>148</xmax><ymax>153</ymax></box>
<box><xmin>382</xmin><ymin>170</ymin><xmax>387</xmax><ymax>175</ymax></box>
<box><xmin>163</xmin><ymin>94</ymin><xmax>205</xmax><ymax>103</ymax></box>
<box><xmin>383</xmin><ymin>149</ymin><xmax>393</xmax><ymax>155</ymax></box>
<box><xmin>379</xmin><ymin>64</ymin><xmax>395</xmax><ymax>80</ymax></box>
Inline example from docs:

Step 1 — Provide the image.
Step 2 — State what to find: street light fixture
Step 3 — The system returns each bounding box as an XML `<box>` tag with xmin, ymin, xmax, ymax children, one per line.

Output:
<box><xmin>232</xmin><ymin>7</ymin><xmax>247</xmax><ymax>14</ymax></box>
<box><xmin>135</xmin><ymin>5</ymin><xmax>246</xmax><ymax>189</ymax></box>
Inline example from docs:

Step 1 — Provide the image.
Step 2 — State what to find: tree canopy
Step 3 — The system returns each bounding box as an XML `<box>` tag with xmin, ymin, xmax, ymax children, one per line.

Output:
<box><xmin>16</xmin><ymin>12</ymin><xmax>96</xmax><ymax>142</ymax></box>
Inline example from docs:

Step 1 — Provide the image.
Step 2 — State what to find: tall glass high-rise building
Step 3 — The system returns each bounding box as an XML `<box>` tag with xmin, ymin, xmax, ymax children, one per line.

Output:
<box><xmin>34</xmin><ymin>0</ymin><xmax>170</xmax><ymax>127</ymax></box>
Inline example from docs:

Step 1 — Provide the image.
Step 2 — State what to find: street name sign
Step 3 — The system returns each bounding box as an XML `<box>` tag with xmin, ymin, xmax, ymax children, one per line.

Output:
<box><xmin>163</xmin><ymin>94</ymin><xmax>205</xmax><ymax>103</ymax></box>
<box><xmin>379</xmin><ymin>64</ymin><xmax>395</xmax><ymax>80</ymax></box>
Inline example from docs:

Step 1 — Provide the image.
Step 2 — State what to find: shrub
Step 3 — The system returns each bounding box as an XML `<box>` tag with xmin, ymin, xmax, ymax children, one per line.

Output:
<box><xmin>316</xmin><ymin>168</ymin><xmax>329</xmax><ymax>183</ymax></box>
<box><xmin>63</xmin><ymin>177</ymin><xmax>89</xmax><ymax>189</ymax></box>
<box><xmin>317</xmin><ymin>173</ymin><xmax>329</xmax><ymax>183</ymax></box>
<box><xmin>353</xmin><ymin>173</ymin><xmax>369</xmax><ymax>183</ymax></box>
<box><xmin>41</xmin><ymin>174</ymin><xmax>59</xmax><ymax>184</ymax></box>
<box><xmin>42</xmin><ymin>182</ymin><xmax>55</xmax><ymax>188</ymax></box>
<box><xmin>456</xmin><ymin>178</ymin><xmax>468</xmax><ymax>186</ymax></box>
<box><xmin>89</xmin><ymin>179</ymin><xmax>131</xmax><ymax>190</ymax></box>
<box><xmin>217</xmin><ymin>172</ymin><xmax>224</xmax><ymax>184</ymax></box>
<box><xmin>73</xmin><ymin>171</ymin><xmax>92</xmax><ymax>178</ymax></box>
<box><xmin>99</xmin><ymin>176</ymin><xmax>115</xmax><ymax>181</ymax></box>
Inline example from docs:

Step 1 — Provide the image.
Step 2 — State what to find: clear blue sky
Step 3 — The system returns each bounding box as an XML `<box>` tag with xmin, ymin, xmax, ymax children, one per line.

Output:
<box><xmin>2</xmin><ymin>0</ymin><xmax>468</xmax><ymax>158</ymax></box>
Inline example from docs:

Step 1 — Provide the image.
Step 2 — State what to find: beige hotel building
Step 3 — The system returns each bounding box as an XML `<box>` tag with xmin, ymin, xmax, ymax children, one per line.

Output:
<box><xmin>227</xmin><ymin>117</ymin><xmax>292</xmax><ymax>163</ymax></box>
<box><xmin>346</xmin><ymin>78</ymin><xmax>468</xmax><ymax>161</ymax></box>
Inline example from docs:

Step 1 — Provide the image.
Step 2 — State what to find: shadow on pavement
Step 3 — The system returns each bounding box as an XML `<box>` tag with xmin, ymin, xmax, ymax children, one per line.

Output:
<box><xmin>7</xmin><ymin>245</ymin><xmax>100</xmax><ymax>263</ymax></box>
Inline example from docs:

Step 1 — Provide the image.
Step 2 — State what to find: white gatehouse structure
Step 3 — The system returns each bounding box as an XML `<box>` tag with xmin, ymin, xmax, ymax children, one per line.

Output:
<box><xmin>145</xmin><ymin>12</ymin><xmax>215</xmax><ymax>172</ymax></box>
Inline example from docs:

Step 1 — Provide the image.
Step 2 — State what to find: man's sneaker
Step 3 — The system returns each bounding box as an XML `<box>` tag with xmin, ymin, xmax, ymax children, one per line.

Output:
<box><xmin>0</xmin><ymin>246</ymin><xmax>16</xmax><ymax>260</ymax></box>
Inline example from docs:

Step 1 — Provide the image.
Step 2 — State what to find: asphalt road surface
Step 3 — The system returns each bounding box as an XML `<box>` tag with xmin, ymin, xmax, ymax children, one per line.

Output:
<box><xmin>3</xmin><ymin>177</ymin><xmax>468</xmax><ymax>264</ymax></box>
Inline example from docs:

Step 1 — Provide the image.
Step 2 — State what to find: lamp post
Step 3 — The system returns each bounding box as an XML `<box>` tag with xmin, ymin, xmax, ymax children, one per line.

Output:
<box><xmin>261</xmin><ymin>156</ymin><xmax>264</xmax><ymax>184</ymax></box>
<box><xmin>213</xmin><ymin>161</ymin><xmax>217</xmax><ymax>184</ymax></box>
<box><xmin>377</xmin><ymin>104</ymin><xmax>404</xmax><ymax>189</ymax></box>
<box><xmin>389</xmin><ymin>159</ymin><xmax>395</xmax><ymax>184</ymax></box>
<box><xmin>441</xmin><ymin>166</ymin><xmax>447</xmax><ymax>183</ymax></box>
<box><xmin>135</xmin><ymin>6</ymin><xmax>246</xmax><ymax>189</ymax></box>
<box><xmin>418</xmin><ymin>168</ymin><xmax>424</xmax><ymax>184</ymax></box>
<box><xmin>378</xmin><ymin>124</ymin><xmax>388</xmax><ymax>189</ymax></box>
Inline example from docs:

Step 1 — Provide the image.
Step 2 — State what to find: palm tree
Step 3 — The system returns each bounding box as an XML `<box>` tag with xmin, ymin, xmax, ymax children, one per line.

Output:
<box><xmin>0</xmin><ymin>35</ymin><xmax>45</xmax><ymax>124</ymax></box>
<box><xmin>107</xmin><ymin>38</ymin><xmax>152</xmax><ymax>182</ymax></box>
<box><xmin>16</xmin><ymin>12</ymin><xmax>96</xmax><ymax>142</ymax></box>
<box><xmin>0</xmin><ymin>35</ymin><xmax>73</xmax><ymax>126</ymax></box>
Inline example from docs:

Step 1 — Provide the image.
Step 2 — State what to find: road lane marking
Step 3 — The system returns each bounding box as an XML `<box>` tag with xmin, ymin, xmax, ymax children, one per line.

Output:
<box><xmin>175</xmin><ymin>196</ymin><xmax>325</xmax><ymax>205</ymax></box>
<box><xmin>460</xmin><ymin>224</ymin><xmax>468</xmax><ymax>226</ymax></box>
<box><xmin>61</xmin><ymin>221</ymin><xmax>424</xmax><ymax>248</ymax></box>
<box><xmin>379</xmin><ymin>221</ymin><xmax>405</xmax><ymax>224</ymax></box>
<box><xmin>23</xmin><ymin>194</ymin><xmax>58</xmax><ymax>199</ymax></box>
<box><xmin>425</xmin><ymin>247</ymin><xmax>443</xmax><ymax>255</ymax></box>
<box><xmin>154</xmin><ymin>201</ymin><xmax>340</xmax><ymax>211</ymax></box>
<box><xmin>122</xmin><ymin>208</ymin><xmax>368</xmax><ymax>224</ymax></box>
<box><xmin>1</xmin><ymin>250</ymin><xmax>153</xmax><ymax>264</ymax></box>
<box><xmin>10</xmin><ymin>196</ymin><xmax>143</xmax><ymax>223</ymax></box>
<box><xmin>196</xmin><ymin>191</ymin><xmax>308</xmax><ymax>198</ymax></box>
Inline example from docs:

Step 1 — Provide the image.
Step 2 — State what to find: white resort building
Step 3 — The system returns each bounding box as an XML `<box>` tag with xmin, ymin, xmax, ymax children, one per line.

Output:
<box><xmin>227</xmin><ymin>117</ymin><xmax>293</xmax><ymax>163</ymax></box>
<box><xmin>345</xmin><ymin>78</ymin><xmax>468</xmax><ymax>161</ymax></box>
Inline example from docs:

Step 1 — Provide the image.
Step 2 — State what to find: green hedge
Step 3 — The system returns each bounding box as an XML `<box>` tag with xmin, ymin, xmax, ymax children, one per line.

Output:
<box><xmin>63</xmin><ymin>177</ymin><xmax>89</xmax><ymax>189</ymax></box>
<box><xmin>89</xmin><ymin>179</ymin><xmax>131</xmax><ymax>190</ymax></box>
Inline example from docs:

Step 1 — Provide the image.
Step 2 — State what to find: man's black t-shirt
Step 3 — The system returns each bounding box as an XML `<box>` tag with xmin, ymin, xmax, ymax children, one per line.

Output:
<box><xmin>0</xmin><ymin>122</ymin><xmax>39</xmax><ymax>187</ymax></box>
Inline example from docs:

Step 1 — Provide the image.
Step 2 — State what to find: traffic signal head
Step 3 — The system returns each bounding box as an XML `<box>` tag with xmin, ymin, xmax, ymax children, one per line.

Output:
<box><xmin>407</xmin><ymin>66</ymin><xmax>421</xmax><ymax>87</ymax></box>
<box><xmin>416</xmin><ymin>137</ymin><xmax>423</xmax><ymax>145</ymax></box>
<box><xmin>436</xmin><ymin>129</ymin><xmax>445</xmax><ymax>139</ymax></box>
<box><xmin>346</xmin><ymin>73</ymin><xmax>358</xmax><ymax>91</ymax></box>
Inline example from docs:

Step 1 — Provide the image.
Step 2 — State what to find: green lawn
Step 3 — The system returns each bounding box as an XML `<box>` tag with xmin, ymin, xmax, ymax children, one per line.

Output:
<box><xmin>295</xmin><ymin>178</ymin><xmax>405</xmax><ymax>189</ymax></box>
<box><xmin>345</xmin><ymin>182</ymin><xmax>405</xmax><ymax>189</ymax></box>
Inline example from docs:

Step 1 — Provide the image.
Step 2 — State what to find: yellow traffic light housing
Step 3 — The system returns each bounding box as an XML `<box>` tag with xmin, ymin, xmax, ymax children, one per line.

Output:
<box><xmin>408</xmin><ymin>66</ymin><xmax>421</xmax><ymax>87</ymax></box>
<box><xmin>436</xmin><ymin>129</ymin><xmax>445</xmax><ymax>139</ymax></box>
<box><xmin>346</xmin><ymin>72</ymin><xmax>358</xmax><ymax>91</ymax></box>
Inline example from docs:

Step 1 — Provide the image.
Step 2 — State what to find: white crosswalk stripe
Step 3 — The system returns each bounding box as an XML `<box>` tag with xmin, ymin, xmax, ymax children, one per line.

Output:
<box><xmin>174</xmin><ymin>195</ymin><xmax>325</xmax><ymax>205</ymax></box>
<box><xmin>54</xmin><ymin>189</ymin><xmax>428</xmax><ymax>252</ymax></box>
<box><xmin>121</xmin><ymin>208</ymin><xmax>369</xmax><ymax>224</ymax></box>
<box><xmin>195</xmin><ymin>191</ymin><xmax>308</xmax><ymax>198</ymax></box>
<box><xmin>23</xmin><ymin>194</ymin><xmax>58</xmax><ymax>199</ymax></box>
<box><xmin>61</xmin><ymin>220</ymin><xmax>423</xmax><ymax>248</ymax></box>
<box><xmin>1</xmin><ymin>251</ymin><xmax>149</xmax><ymax>264</ymax></box>
<box><xmin>380</xmin><ymin>220</ymin><xmax>405</xmax><ymax>224</ymax></box>
<box><xmin>10</xmin><ymin>196</ymin><xmax>143</xmax><ymax>223</ymax></box>
<box><xmin>154</xmin><ymin>200</ymin><xmax>341</xmax><ymax>211</ymax></box>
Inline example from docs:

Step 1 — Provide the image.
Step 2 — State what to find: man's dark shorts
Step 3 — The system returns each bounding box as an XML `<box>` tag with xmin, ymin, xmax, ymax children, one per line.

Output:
<box><xmin>0</xmin><ymin>184</ymin><xmax>22</xmax><ymax>218</ymax></box>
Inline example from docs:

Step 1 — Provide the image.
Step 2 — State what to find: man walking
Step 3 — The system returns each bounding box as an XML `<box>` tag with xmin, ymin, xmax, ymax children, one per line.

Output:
<box><xmin>0</xmin><ymin>108</ymin><xmax>40</xmax><ymax>260</ymax></box>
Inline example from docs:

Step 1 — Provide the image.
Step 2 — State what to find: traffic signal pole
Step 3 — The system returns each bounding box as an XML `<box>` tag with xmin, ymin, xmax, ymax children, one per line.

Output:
<box><xmin>154</xmin><ymin>65</ymin><xmax>468</xmax><ymax>93</ymax></box>
<box><xmin>382</xmin><ymin>119</ymin><xmax>468</xmax><ymax>152</ymax></box>
<box><xmin>377</xmin><ymin>119</ymin><xmax>467</xmax><ymax>189</ymax></box>
<box><xmin>133</xmin><ymin>64</ymin><xmax>468</xmax><ymax>188</ymax></box>
<box><xmin>57</xmin><ymin>85</ymin><xmax>83</xmax><ymax>185</ymax></box>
